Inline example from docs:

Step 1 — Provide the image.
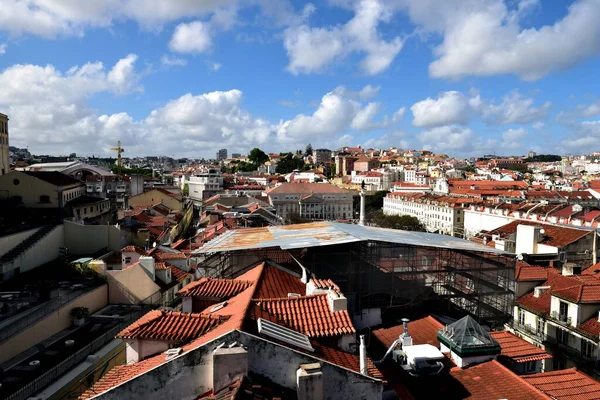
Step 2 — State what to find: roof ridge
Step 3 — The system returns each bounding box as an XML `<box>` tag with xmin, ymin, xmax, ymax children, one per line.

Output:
<box><xmin>253</xmin><ymin>293</ymin><xmax>327</xmax><ymax>302</ymax></box>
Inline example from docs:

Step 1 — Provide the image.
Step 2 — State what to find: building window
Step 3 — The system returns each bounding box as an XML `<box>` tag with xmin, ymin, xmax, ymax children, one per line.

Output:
<box><xmin>557</xmin><ymin>328</ymin><xmax>569</xmax><ymax>345</ymax></box>
<box><xmin>581</xmin><ymin>339</ymin><xmax>595</xmax><ymax>358</ymax></box>
<box><xmin>537</xmin><ymin>317</ymin><xmax>544</xmax><ymax>334</ymax></box>
<box><xmin>518</xmin><ymin>309</ymin><xmax>526</xmax><ymax>325</ymax></box>
<box><xmin>525</xmin><ymin>361</ymin><xmax>536</xmax><ymax>372</ymax></box>
<box><xmin>125</xmin><ymin>257</ymin><xmax>131</xmax><ymax>264</ymax></box>
<box><xmin>39</xmin><ymin>195</ymin><xmax>50</xmax><ymax>203</ymax></box>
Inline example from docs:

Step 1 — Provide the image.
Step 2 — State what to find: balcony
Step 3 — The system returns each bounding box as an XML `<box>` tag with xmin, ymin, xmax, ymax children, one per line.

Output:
<box><xmin>511</xmin><ymin>320</ymin><xmax>545</xmax><ymax>341</ymax></box>
<box><xmin>544</xmin><ymin>335</ymin><xmax>597</xmax><ymax>363</ymax></box>
<box><xmin>549</xmin><ymin>311</ymin><xmax>572</xmax><ymax>327</ymax></box>
<box><xmin>116</xmin><ymin>186</ymin><xmax>126</xmax><ymax>193</ymax></box>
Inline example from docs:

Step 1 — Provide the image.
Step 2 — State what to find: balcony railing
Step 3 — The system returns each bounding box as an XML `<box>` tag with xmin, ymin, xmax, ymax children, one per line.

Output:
<box><xmin>510</xmin><ymin>320</ymin><xmax>545</xmax><ymax>341</ymax></box>
<box><xmin>549</xmin><ymin>311</ymin><xmax>572</xmax><ymax>327</ymax></box>
<box><xmin>544</xmin><ymin>335</ymin><xmax>597</xmax><ymax>363</ymax></box>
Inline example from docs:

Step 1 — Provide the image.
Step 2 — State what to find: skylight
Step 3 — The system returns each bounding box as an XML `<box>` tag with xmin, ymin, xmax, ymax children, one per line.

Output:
<box><xmin>210</xmin><ymin>301</ymin><xmax>227</xmax><ymax>313</ymax></box>
<box><xmin>257</xmin><ymin>318</ymin><xmax>314</xmax><ymax>352</ymax></box>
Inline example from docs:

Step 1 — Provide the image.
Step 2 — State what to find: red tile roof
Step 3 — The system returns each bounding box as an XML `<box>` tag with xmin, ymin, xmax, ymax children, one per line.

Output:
<box><xmin>253</xmin><ymin>265</ymin><xmax>305</xmax><ymax>299</ymax></box>
<box><xmin>522</xmin><ymin>368</ymin><xmax>600</xmax><ymax>400</ymax></box>
<box><xmin>310</xmin><ymin>278</ymin><xmax>340</xmax><ymax>291</ymax></box>
<box><xmin>488</xmin><ymin>220</ymin><xmax>591</xmax><ymax>248</ymax></box>
<box><xmin>314</xmin><ymin>341</ymin><xmax>383</xmax><ymax>380</ymax></box>
<box><xmin>178</xmin><ymin>277</ymin><xmax>253</xmax><ymax>299</ymax></box>
<box><xmin>489</xmin><ymin>331</ymin><xmax>552</xmax><ymax>363</ymax></box>
<box><xmin>449</xmin><ymin>360</ymin><xmax>548</xmax><ymax>400</ymax></box>
<box><xmin>577</xmin><ymin>315</ymin><xmax>600</xmax><ymax>339</ymax></box>
<box><xmin>169</xmin><ymin>265</ymin><xmax>193</xmax><ymax>283</ymax></box>
<box><xmin>121</xmin><ymin>245</ymin><xmax>146</xmax><ymax>254</ymax></box>
<box><xmin>253</xmin><ymin>295</ymin><xmax>355</xmax><ymax>337</ymax></box>
<box><xmin>582</xmin><ymin>210</ymin><xmax>600</xmax><ymax>222</ymax></box>
<box><xmin>515</xmin><ymin>262</ymin><xmax>549</xmax><ymax>282</ymax></box>
<box><xmin>155</xmin><ymin>252</ymin><xmax>188</xmax><ymax>260</ymax></box>
<box><xmin>266</xmin><ymin>182</ymin><xmax>351</xmax><ymax>194</ymax></box>
<box><xmin>517</xmin><ymin>269</ymin><xmax>575</xmax><ymax>313</ymax></box>
<box><xmin>552</xmin><ymin>282</ymin><xmax>600</xmax><ymax>303</ymax></box>
<box><xmin>373</xmin><ymin>316</ymin><xmax>444</xmax><ymax>348</ymax></box>
<box><xmin>116</xmin><ymin>310</ymin><xmax>228</xmax><ymax>341</ymax></box>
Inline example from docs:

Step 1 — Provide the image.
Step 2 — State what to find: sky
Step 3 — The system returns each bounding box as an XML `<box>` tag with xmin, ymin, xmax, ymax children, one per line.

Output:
<box><xmin>0</xmin><ymin>0</ymin><xmax>599</xmax><ymax>158</ymax></box>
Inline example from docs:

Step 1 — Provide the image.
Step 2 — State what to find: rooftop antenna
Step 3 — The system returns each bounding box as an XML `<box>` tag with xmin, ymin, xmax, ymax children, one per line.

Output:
<box><xmin>110</xmin><ymin>140</ymin><xmax>125</xmax><ymax>177</ymax></box>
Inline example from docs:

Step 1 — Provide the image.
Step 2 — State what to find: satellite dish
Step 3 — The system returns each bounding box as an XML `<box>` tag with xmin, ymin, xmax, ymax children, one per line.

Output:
<box><xmin>153</xmin><ymin>242</ymin><xmax>157</xmax><ymax>248</ymax></box>
<box><xmin>539</xmin><ymin>228</ymin><xmax>545</xmax><ymax>235</ymax></box>
<box><xmin>517</xmin><ymin>254</ymin><xmax>524</xmax><ymax>261</ymax></box>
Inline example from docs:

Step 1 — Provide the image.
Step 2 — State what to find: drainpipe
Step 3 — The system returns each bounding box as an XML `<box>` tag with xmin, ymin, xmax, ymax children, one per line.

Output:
<box><xmin>359</xmin><ymin>185</ymin><xmax>366</xmax><ymax>226</ymax></box>
<box><xmin>594</xmin><ymin>229</ymin><xmax>598</xmax><ymax>265</ymax></box>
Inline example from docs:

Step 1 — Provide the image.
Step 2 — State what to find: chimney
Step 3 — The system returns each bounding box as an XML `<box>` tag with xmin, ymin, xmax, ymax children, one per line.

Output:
<box><xmin>359</xmin><ymin>335</ymin><xmax>368</xmax><ymax>376</ymax></box>
<box><xmin>301</xmin><ymin>265</ymin><xmax>309</xmax><ymax>284</ymax></box>
<box><xmin>533</xmin><ymin>286</ymin><xmax>551</xmax><ymax>298</ymax></box>
<box><xmin>138</xmin><ymin>256</ymin><xmax>156</xmax><ymax>281</ymax></box>
<box><xmin>401</xmin><ymin>318</ymin><xmax>413</xmax><ymax>347</ymax></box>
<box><xmin>213</xmin><ymin>346</ymin><xmax>248</xmax><ymax>394</ymax></box>
<box><xmin>327</xmin><ymin>289</ymin><xmax>347</xmax><ymax>312</ymax></box>
<box><xmin>297</xmin><ymin>363</ymin><xmax>323</xmax><ymax>400</ymax></box>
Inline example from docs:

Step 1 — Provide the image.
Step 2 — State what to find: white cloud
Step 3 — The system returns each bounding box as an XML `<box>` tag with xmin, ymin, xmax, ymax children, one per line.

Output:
<box><xmin>400</xmin><ymin>0</ymin><xmax>600</xmax><ymax>80</ymax></box>
<box><xmin>107</xmin><ymin>54</ymin><xmax>141</xmax><ymax>94</ymax></box>
<box><xmin>283</xmin><ymin>0</ymin><xmax>403</xmax><ymax>75</ymax></box>
<box><xmin>0</xmin><ymin>44</ymin><xmax>6</xmax><ymax>54</ymax></box>
<box><xmin>482</xmin><ymin>91</ymin><xmax>550</xmax><ymax>124</ymax></box>
<box><xmin>557</xmin><ymin>100</ymin><xmax>600</xmax><ymax>121</ymax></box>
<box><xmin>169</xmin><ymin>21</ymin><xmax>213</xmax><ymax>53</ymax></box>
<box><xmin>392</xmin><ymin>107</ymin><xmax>405</xmax><ymax>123</ymax></box>
<box><xmin>532</xmin><ymin>121</ymin><xmax>545</xmax><ymax>130</ymax></box>
<box><xmin>502</xmin><ymin>127</ymin><xmax>528</xmax><ymax>149</ymax></box>
<box><xmin>418</xmin><ymin>125</ymin><xmax>496</xmax><ymax>156</ymax></box>
<box><xmin>411</xmin><ymin>91</ymin><xmax>478</xmax><ymax>127</ymax></box>
<box><xmin>562</xmin><ymin>120</ymin><xmax>600</xmax><ymax>153</ymax></box>
<box><xmin>211</xmin><ymin>62</ymin><xmax>222</xmax><ymax>71</ymax></box>
<box><xmin>358</xmin><ymin>84</ymin><xmax>380</xmax><ymax>100</ymax></box>
<box><xmin>161</xmin><ymin>54</ymin><xmax>187</xmax><ymax>67</ymax></box>
<box><xmin>351</xmin><ymin>102</ymin><xmax>381</xmax><ymax>130</ymax></box>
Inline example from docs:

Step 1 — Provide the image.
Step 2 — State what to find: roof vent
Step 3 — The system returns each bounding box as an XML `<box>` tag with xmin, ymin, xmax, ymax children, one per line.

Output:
<box><xmin>288</xmin><ymin>293</ymin><xmax>301</xmax><ymax>298</ymax></box>
<box><xmin>210</xmin><ymin>301</ymin><xmax>227</xmax><ymax>313</ymax></box>
<box><xmin>65</xmin><ymin>340</ymin><xmax>75</xmax><ymax>347</ymax></box>
<box><xmin>29</xmin><ymin>360</ymin><xmax>41</xmax><ymax>368</ymax></box>
<box><xmin>165</xmin><ymin>348</ymin><xmax>182</xmax><ymax>360</ymax></box>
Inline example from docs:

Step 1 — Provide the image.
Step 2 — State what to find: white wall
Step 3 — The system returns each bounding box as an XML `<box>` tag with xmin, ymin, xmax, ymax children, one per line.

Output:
<box><xmin>464</xmin><ymin>209</ymin><xmax>513</xmax><ymax>239</ymax></box>
<box><xmin>352</xmin><ymin>308</ymin><xmax>382</xmax><ymax>330</ymax></box>
<box><xmin>126</xmin><ymin>339</ymin><xmax>170</xmax><ymax>364</ymax></box>
<box><xmin>64</xmin><ymin>220</ymin><xmax>122</xmax><ymax>255</ymax></box>
<box><xmin>440</xmin><ymin>343</ymin><xmax>497</xmax><ymax>368</ymax></box>
<box><xmin>1</xmin><ymin>225</ymin><xmax>64</xmax><ymax>276</ymax></box>
<box><xmin>0</xmin><ymin>227</ymin><xmax>40</xmax><ymax>257</ymax></box>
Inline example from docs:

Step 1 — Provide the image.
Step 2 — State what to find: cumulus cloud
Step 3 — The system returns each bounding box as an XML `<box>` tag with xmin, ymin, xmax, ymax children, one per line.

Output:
<box><xmin>418</xmin><ymin>125</ymin><xmax>496</xmax><ymax>156</ymax></box>
<box><xmin>0</xmin><ymin>44</ymin><xmax>6</xmax><ymax>54</ymax></box>
<box><xmin>283</xmin><ymin>0</ymin><xmax>403</xmax><ymax>75</ymax></box>
<box><xmin>169</xmin><ymin>21</ymin><xmax>213</xmax><ymax>53</ymax></box>
<box><xmin>482</xmin><ymin>91</ymin><xmax>550</xmax><ymax>124</ymax></box>
<box><xmin>411</xmin><ymin>91</ymin><xmax>480</xmax><ymax>127</ymax></box>
<box><xmin>502</xmin><ymin>127</ymin><xmax>528</xmax><ymax>149</ymax></box>
<box><xmin>557</xmin><ymin>99</ymin><xmax>600</xmax><ymax>122</ymax></box>
<box><xmin>561</xmin><ymin>120</ymin><xmax>600</xmax><ymax>153</ymax></box>
<box><xmin>400</xmin><ymin>0</ymin><xmax>600</xmax><ymax>80</ymax></box>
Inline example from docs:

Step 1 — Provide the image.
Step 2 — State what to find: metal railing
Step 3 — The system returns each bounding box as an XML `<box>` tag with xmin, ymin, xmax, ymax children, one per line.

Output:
<box><xmin>5</xmin><ymin>322</ymin><xmax>128</xmax><ymax>400</ymax></box>
<box><xmin>544</xmin><ymin>335</ymin><xmax>597</xmax><ymax>363</ymax></box>
<box><xmin>511</xmin><ymin>320</ymin><xmax>545</xmax><ymax>341</ymax></box>
<box><xmin>549</xmin><ymin>311</ymin><xmax>572</xmax><ymax>327</ymax></box>
<box><xmin>0</xmin><ymin>282</ymin><xmax>104</xmax><ymax>344</ymax></box>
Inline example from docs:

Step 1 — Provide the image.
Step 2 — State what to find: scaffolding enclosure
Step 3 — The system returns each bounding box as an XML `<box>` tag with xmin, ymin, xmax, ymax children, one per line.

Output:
<box><xmin>193</xmin><ymin>222</ymin><xmax>515</xmax><ymax>326</ymax></box>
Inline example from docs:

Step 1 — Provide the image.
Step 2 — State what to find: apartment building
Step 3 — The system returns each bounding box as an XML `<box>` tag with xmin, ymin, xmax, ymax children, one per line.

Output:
<box><xmin>187</xmin><ymin>168</ymin><xmax>224</xmax><ymax>204</ymax></box>
<box><xmin>510</xmin><ymin>263</ymin><xmax>600</xmax><ymax>375</ymax></box>
<box><xmin>354</xmin><ymin>156</ymin><xmax>379</xmax><ymax>172</ymax></box>
<box><xmin>314</xmin><ymin>148</ymin><xmax>332</xmax><ymax>164</ymax></box>
<box><xmin>383</xmin><ymin>192</ymin><xmax>475</xmax><ymax>236</ymax></box>
<box><xmin>266</xmin><ymin>183</ymin><xmax>353</xmax><ymax>221</ymax></box>
<box><xmin>0</xmin><ymin>170</ymin><xmax>85</xmax><ymax>208</ymax></box>
<box><xmin>0</xmin><ymin>113</ymin><xmax>8</xmax><ymax>175</ymax></box>
<box><xmin>334</xmin><ymin>154</ymin><xmax>357</xmax><ymax>176</ymax></box>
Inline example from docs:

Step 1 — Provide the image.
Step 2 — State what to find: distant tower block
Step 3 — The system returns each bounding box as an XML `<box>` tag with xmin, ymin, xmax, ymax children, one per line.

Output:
<box><xmin>0</xmin><ymin>113</ymin><xmax>9</xmax><ymax>175</ymax></box>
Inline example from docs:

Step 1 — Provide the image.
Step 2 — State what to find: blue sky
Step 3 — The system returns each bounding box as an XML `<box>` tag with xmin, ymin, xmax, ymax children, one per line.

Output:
<box><xmin>0</xmin><ymin>0</ymin><xmax>599</xmax><ymax>158</ymax></box>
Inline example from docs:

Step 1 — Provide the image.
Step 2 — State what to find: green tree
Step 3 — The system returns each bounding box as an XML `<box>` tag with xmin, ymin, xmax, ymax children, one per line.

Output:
<box><xmin>182</xmin><ymin>183</ymin><xmax>189</xmax><ymax>196</ymax></box>
<box><xmin>248</xmin><ymin>148</ymin><xmax>269</xmax><ymax>166</ymax></box>
<box><xmin>463</xmin><ymin>165</ymin><xmax>476</xmax><ymax>173</ymax></box>
<box><xmin>305</xmin><ymin>143</ymin><xmax>313</xmax><ymax>156</ymax></box>
<box><xmin>234</xmin><ymin>161</ymin><xmax>256</xmax><ymax>172</ymax></box>
<box><xmin>276</xmin><ymin>153</ymin><xmax>305</xmax><ymax>174</ymax></box>
<box><xmin>370</xmin><ymin>211</ymin><xmax>425</xmax><ymax>231</ymax></box>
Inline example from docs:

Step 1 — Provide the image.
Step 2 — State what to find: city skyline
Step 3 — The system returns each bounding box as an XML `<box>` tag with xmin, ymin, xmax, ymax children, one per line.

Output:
<box><xmin>0</xmin><ymin>1</ymin><xmax>599</xmax><ymax>158</ymax></box>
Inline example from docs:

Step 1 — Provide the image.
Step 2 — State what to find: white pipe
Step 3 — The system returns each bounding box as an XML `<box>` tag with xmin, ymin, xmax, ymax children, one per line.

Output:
<box><xmin>359</xmin><ymin>187</ymin><xmax>366</xmax><ymax>226</ymax></box>
<box><xmin>359</xmin><ymin>335</ymin><xmax>368</xmax><ymax>375</ymax></box>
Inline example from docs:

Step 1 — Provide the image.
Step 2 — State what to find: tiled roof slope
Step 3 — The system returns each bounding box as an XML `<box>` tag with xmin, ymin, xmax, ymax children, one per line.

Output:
<box><xmin>253</xmin><ymin>295</ymin><xmax>355</xmax><ymax>337</ymax></box>
<box><xmin>155</xmin><ymin>252</ymin><xmax>188</xmax><ymax>260</ymax></box>
<box><xmin>449</xmin><ymin>360</ymin><xmax>549</xmax><ymax>400</ymax></box>
<box><xmin>552</xmin><ymin>282</ymin><xmax>600</xmax><ymax>303</ymax></box>
<box><xmin>577</xmin><ymin>315</ymin><xmax>600</xmax><ymax>339</ymax></box>
<box><xmin>253</xmin><ymin>264</ymin><xmax>305</xmax><ymax>299</ymax></box>
<box><xmin>373</xmin><ymin>316</ymin><xmax>444</xmax><ymax>348</ymax></box>
<box><xmin>121</xmin><ymin>245</ymin><xmax>146</xmax><ymax>254</ymax></box>
<box><xmin>310</xmin><ymin>278</ymin><xmax>340</xmax><ymax>290</ymax></box>
<box><xmin>169</xmin><ymin>265</ymin><xmax>193</xmax><ymax>283</ymax></box>
<box><xmin>522</xmin><ymin>368</ymin><xmax>600</xmax><ymax>400</ymax></box>
<box><xmin>178</xmin><ymin>277</ymin><xmax>253</xmax><ymax>298</ymax></box>
<box><xmin>314</xmin><ymin>342</ymin><xmax>383</xmax><ymax>380</ymax></box>
<box><xmin>488</xmin><ymin>220</ymin><xmax>591</xmax><ymax>247</ymax></box>
<box><xmin>116</xmin><ymin>311</ymin><xmax>228</xmax><ymax>341</ymax></box>
<box><xmin>489</xmin><ymin>331</ymin><xmax>551</xmax><ymax>363</ymax></box>
<box><xmin>515</xmin><ymin>262</ymin><xmax>548</xmax><ymax>282</ymax></box>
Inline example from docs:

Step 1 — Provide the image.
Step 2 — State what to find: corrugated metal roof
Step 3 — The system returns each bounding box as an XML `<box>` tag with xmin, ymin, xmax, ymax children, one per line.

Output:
<box><xmin>194</xmin><ymin>221</ymin><xmax>511</xmax><ymax>255</ymax></box>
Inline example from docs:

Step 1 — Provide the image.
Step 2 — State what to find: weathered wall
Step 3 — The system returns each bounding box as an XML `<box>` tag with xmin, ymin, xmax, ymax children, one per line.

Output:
<box><xmin>96</xmin><ymin>331</ymin><xmax>383</xmax><ymax>400</ymax></box>
<box><xmin>64</xmin><ymin>220</ymin><xmax>122</xmax><ymax>255</ymax></box>
<box><xmin>128</xmin><ymin>190</ymin><xmax>181</xmax><ymax>211</ymax></box>
<box><xmin>1</xmin><ymin>225</ymin><xmax>65</xmax><ymax>276</ymax></box>
<box><xmin>0</xmin><ymin>227</ymin><xmax>40</xmax><ymax>257</ymax></box>
<box><xmin>0</xmin><ymin>284</ymin><xmax>108</xmax><ymax>364</ymax></box>
<box><xmin>125</xmin><ymin>339</ymin><xmax>170</xmax><ymax>364</ymax></box>
<box><xmin>106</xmin><ymin>266</ymin><xmax>161</xmax><ymax>305</ymax></box>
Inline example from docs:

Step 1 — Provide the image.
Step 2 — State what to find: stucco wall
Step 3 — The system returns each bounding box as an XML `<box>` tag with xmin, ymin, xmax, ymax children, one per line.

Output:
<box><xmin>128</xmin><ymin>190</ymin><xmax>181</xmax><ymax>211</ymax></box>
<box><xmin>463</xmin><ymin>210</ymin><xmax>513</xmax><ymax>239</ymax></box>
<box><xmin>0</xmin><ymin>284</ymin><xmax>108</xmax><ymax>364</ymax></box>
<box><xmin>106</xmin><ymin>266</ymin><xmax>161</xmax><ymax>305</ymax></box>
<box><xmin>64</xmin><ymin>220</ymin><xmax>122</xmax><ymax>255</ymax></box>
<box><xmin>1</xmin><ymin>224</ymin><xmax>65</xmax><ymax>276</ymax></box>
<box><xmin>126</xmin><ymin>339</ymin><xmax>170</xmax><ymax>364</ymax></box>
<box><xmin>0</xmin><ymin>227</ymin><xmax>40</xmax><ymax>257</ymax></box>
<box><xmin>96</xmin><ymin>331</ymin><xmax>383</xmax><ymax>400</ymax></box>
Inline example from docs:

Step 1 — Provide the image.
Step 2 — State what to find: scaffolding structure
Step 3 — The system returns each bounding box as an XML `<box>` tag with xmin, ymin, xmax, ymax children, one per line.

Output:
<box><xmin>194</xmin><ymin>239</ymin><xmax>515</xmax><ymax>326</ymax></box>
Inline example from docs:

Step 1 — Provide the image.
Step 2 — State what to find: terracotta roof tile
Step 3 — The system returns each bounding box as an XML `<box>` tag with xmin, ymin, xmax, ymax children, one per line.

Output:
<box><xmin>253</xmin><ymin>265</ymin><xmax>305</xmax><ymax>299</ymax></box>
<box><xmin>515</xmin><ymin>262</ymin><xmax>549</xmax><ymax>282</ymax></box>
<box><xmin>155</xmin><ymin>252</ymin><xmax>188</xmax><ymax>260</ymax></box>
<box><xmin>489</xmin><ymin>331</ymin><xmax>552</xmax><ymax>363</ymax></box>
<box><xmin>266</xmin><ymin>182</ymin><xmax>351</xmax><ymax>195</ymax></box>
<box><xmin>154</xmin><ymin>261</ymin><xmax>168</xmax><ymax>270</ymax></box>
<box><xmin>577</xmin><ymin>315</ymin><xmax>600</xmax><ymax>339</ymax></box>
<box><xmin>517</xmin><ymin>269</ymin><xmax>573</xmax><ymax>313</ymax></box>
<box><xmin>169</xmin><ymin>265</ymin><xmax>193</xmax><ymax>283</ymax></box>
<box><xmin>178</xmin><ymin>277</ymin><xmax>253</xmax><ymax>299</ymax></box>
<box><xmin>121</xmin><ymin>245</ymin><xmax>146</xmax><ymax>254</ymax></box>
<box><xmin>314</xmin><ymin>341</ymin><xmax>383</xmax><ymax>380</ymax></box>
<box><xmin>253</xmin><ymin>295</ymin><xmax>355</xmax><ymax>337</ymax></box>
<box><xmin>373</xmin><ymin>316</ymin><xmax>444</xmax><ymax>348</ymax></box>
<box><xmin>116</xmin><ymin>310</ymin><xmax>228</xmax><ymax>341</ymax></box>
<box><xmin>552</xmin><ymin>281</ymin><xmax>600</xmax><ymax>303</ymax></box>
<box><xmin>522</xmin><ymin>368</ymin><xmax>600</xmax><ymax>400</ymax></box>
<box><xmin>310</xmin><ymin>278</ymin><xmax>340</xmax><ymax>291</ymax></box>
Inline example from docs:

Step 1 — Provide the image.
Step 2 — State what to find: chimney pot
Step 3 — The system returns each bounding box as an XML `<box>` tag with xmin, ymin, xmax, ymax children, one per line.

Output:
<box><xmin>297</xmin><ymin>363</ymin><xmax>323</xmax><ymax>400</ymax></box>
<box><xmin>359</xmin><ymin>335</ymin><xmax>368</xmax><ymax>376</ymax></box>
